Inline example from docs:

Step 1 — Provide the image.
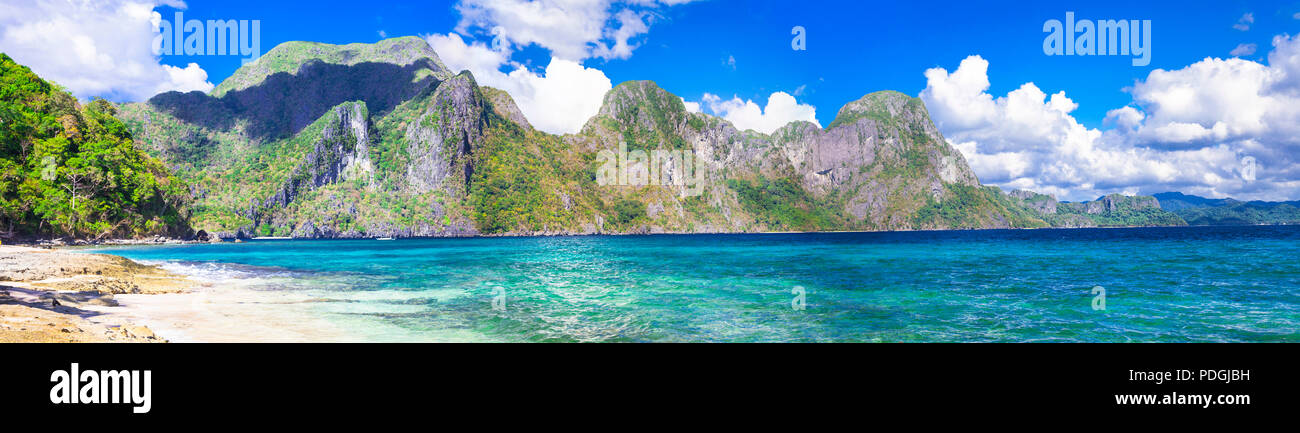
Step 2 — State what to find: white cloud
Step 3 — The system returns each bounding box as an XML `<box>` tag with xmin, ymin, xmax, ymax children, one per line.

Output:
<box><xmin>1105</xmin><ymin>106</ymin><xmax>1144</xmax><ymax>130</ymax></box>
<box><xmin>1126</xmin><ymin>45</ymin><xmax>1299</xmax><ymax>145</ymax></box>
<box><xmin>1230</xmin><ymin>43</ymin><xmax>1257</xmax><ymax>57</ymax></box>
<box><xmin>427</xmin><ymin>33</ymin><xmax>511</xmax><ymax>77</ymax></box>
<box><xmin>0</xmin><ymin>0</ymin><xmax>213</xmax><ymax>101</ymax></box>
<box><xmin>1234</xmin><ymin>13</ymin><xmax>1254</xmax><ymax>31</ymax></box>
<box><xmin>680</xmin><ymin>97</ymin><xmax>700</xmax><ymax>113</ymax></box>
<box><xmin>426</xmin><ymin>33</ymin><xmax>611</xmax><ymax>135</ymax></box>
<box><xmin>699</xmin><ymin>91</ymin><xmax>819</xmax><ymax>134</ymax></box>
<box><xmin>453</xmin><ymin>0</ymin><xmax>694</xmax><ymax>61</ymax></box>
<box><xmin>921</xmin><ymin>53</ymin><xmax>1300</xmax><ymax>202</ymax></box>
<box><xmin>503</xmin><ymin>58</ymin><xmax>613</xmax><ymax>135</ymax></box>
<box><xmin>592</xmin><ymin>9</ymin><xmax>649</xmax><ymax>60</ymax></box>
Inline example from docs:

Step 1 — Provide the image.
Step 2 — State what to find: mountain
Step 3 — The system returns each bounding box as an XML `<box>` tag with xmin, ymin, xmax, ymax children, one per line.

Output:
<box><xmin>0</xmin><ymin>53</ymin><xmax>190</xmax><ymax>240</ymax></box>
<box><xmin>116</xmin><ymin>37</ymin><xmax>470</xmax><ymax>237</ymax></box>
<box><xmin>575</xmin><ymin>82</ymin><xmax>1047</xmax><ymax>232</ymax></box>
<box><xmin>1151</xmin><ymin>192</ymin><xmax>1235</xmax><ymax>211</ymax></box>
<box><xmin>108</xmin><ymin>37</ymin><xmax>1185</xmax><ymax>238</ymax></box>
<box><xmin>1153</xmin><ymin>192</ymin><xmax>1300</xmax><ymax>226</ymax></box>
<box><xmin>1006</xmin><ymin>190</ymin><xmax>1186</xmax><ymax>228</ymax></box>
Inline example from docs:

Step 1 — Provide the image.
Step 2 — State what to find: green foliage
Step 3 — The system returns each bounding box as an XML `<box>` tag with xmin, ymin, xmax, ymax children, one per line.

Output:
<box><xmin>603</xmin><ymin>81</ymin><xmax>692</xmax><ymax>152</ymax></box>
<box><xmin>877</xmin><ymin>144</ymin><xmax>930</xmax><ymax>180</ymax></box>
<box><xmin>210</xmin><ymin>37</ymin><xmax>449</xmax><ymax>98</ymax></box>
<box><xmin>914</xmin><ymin>185</ymin><xmax>1049</xmax><ymax>229</ymax></box>
<box><xmin>0</xmin><ymin>53</ymin><xmax>190</xmax><ymax>239</ymax></box>
<box><xmin>827</xmin><ymin>91</ymin><xmax>915</xmax><ymax>130</ymax></box>
<box><xmin>687</xmin><ymin>114</ymin><xmax>705</xmax><ymax>132</ymax></box>
<box><xmin>1175</xmin><ymin>202</ymin><xmax>1300</xmax><ymax>226</ymax></box>
<box><xmin>467</xmin><ymin>117</ymin><xmax>589</xmax><ymax>234</ymax></box>
<box><xmin>611</xmin><ymin>198</ymin><xmax>645</xmax><ymax>225</ymax></box>
<box><xmin>727</xmin><ymin>177</ymin><xmax>841</xmax><ymax>231</ymax></box>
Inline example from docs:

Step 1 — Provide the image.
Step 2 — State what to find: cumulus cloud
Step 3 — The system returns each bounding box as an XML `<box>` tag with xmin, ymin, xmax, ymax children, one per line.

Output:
<box><xmin>1230</xmin><ymin>43</ymin><xmax>1257</xmax><ymax>57</ymax></box>
<box><xmin>921</xmin><ymin>52</ymin><xmax>1300</xmax><ymax>202</ymax></box>
<box><xmin>0</xmin><ymin>0</ymin><xmax>213</xmax><ymax>101</ymax></box>
<box><xmin>699</xmin><ymin>92</ymin><xmax>819</xmax><ymax>134</ymax></box>
<box><xmin>426</xmin><ymin>33</ymin><xmax>611</xmax><ymax>134</ymax></box>
<box><xmin>1123</xmin><ymin>34</ymin><xmax>1300</xmax><ymax>148</ymax></box>
<box><xmin>453</xmin><ymin>0</ymin><xmax>693</xmax><ymax>61</ymax></box>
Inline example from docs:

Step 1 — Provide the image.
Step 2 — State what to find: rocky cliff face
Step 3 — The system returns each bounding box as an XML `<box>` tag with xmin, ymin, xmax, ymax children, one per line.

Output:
<box><xmin>257</xmin><ymin>102</ymin><xmax>373</xmax><ymax>219</ymax></box>
<box><xmin>575</xmin><ymin>82</ymin><xmax>1023</xmax><ymax>231</ymax></box>
<box><xmin>1009</xmin><ymin>190</ymin><xmax>1058</xmax><ymax>214</ymax></box>
<box><xmin>1060</xmin><ymin>194</ymin><xmax>1161</xmax><ymax>215</ymax></box>
<box><xmin>404</xmin><ymin>72</ymin><xmax>485</xmax><ymax>195</ymax></box>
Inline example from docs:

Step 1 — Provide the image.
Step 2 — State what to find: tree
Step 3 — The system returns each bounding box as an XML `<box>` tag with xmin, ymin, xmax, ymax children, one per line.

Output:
<box><xmin>0</xmin><ymin>53</ymin><xmax>191</xmax><ymax>239</ymax></box>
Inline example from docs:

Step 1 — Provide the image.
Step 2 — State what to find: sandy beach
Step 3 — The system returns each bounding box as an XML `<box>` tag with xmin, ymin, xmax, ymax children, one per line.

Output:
<box><xmin>1</xmin><ymin>243</ymin><xmax>427</xmax><ymax>343</ymax></box>
<box><xmin>0</xmin><ymin>245</ymin><xmax>200</xmax><ymax>343</ymax></box>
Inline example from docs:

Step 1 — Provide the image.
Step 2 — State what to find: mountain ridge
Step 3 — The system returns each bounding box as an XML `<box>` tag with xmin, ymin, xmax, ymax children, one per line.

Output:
<box><xmin>211</xmin><ymin>36</ymin><xmax>452</xmax><ymax>98</ymax></box>
<box><xmin>95</xmin><ymin>37</ymin><xmax>1189</xmax><ymax>239</ymax></box>
<box><xmin>1153</xmin><ymin>192</ymin><xmax>1300</xmax><ymax>226</ymax></box>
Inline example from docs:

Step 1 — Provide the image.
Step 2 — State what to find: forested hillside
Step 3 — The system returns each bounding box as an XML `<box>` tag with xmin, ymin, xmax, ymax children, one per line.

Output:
<box><xmin>0</xmin><ymin>54</ymin><xmax>189</xmax><ymax>240</ymax></box>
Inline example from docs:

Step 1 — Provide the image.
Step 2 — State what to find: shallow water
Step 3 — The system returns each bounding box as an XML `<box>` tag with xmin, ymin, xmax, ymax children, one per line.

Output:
<box><xmin>92</xmin><ymin>226</ymin><xmax>1300</xmax><ymax>342</ymax></box>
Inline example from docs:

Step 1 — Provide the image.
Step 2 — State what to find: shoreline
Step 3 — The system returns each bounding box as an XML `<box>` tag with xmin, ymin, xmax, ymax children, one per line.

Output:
<box><xmin>4</xmin><ymin>221</ymin><xmax>1293</xmax><ymax>248</ymax></box>
<box><xmin>0</xmin><ymin>245</ymin><xmax>201</xmax><ymax>342</ymax></box>
<box><xmin>11</xmin><ymin>222</ymin><xmax>1288</xmax><ymax>247</ymax></box>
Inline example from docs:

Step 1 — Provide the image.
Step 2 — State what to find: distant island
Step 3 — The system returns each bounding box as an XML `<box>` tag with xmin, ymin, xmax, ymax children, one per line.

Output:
<box><xmin>1151</xmin><ymin>192</ymin><xmax>1300</xmax><ymax>226</ymax></box>
<box><xmin>9</xmin><ymin>37</ymin><xmax>1291</xmax><ymax>243</ymax></box>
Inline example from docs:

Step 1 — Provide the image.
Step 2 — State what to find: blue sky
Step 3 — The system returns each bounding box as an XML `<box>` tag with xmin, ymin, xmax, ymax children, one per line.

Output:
<box><xmin>155</xmin><ymin>0</ymin><xmax>1300</xmax><ymax>129</ymax></box>
<box><xmin>3</xmin><ymin>0</ymin><xmax>1299</xmax><ymax>201</ymax></box>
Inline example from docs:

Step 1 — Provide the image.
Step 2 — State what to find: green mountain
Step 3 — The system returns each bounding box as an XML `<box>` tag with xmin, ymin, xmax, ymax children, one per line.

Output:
<box><xmin>1005</xmin><ymin>190</ymin><xmax>1187</xmax><ymax>227</ymax></box>
<box><xmin>1151</xmin><ymin>191</ymin><xmax>1235</xmax><ymax>211</ymax></box>
<box><xmin>102</xmin><ymin>38</ymin><xmax>1183</xmax><ymax>238</ymax></box>
<box><xmin>0</xmin><ymin>53</ymin><xmax>189</xmax><ymax>240</ymax></box>
<box><xmin>116</xmin><ymin>37</ymin><xmax>468</xmax><ymax>237</ymax></box>
<box><xmin>1153</xmin><ymin>192</ymin><xmax>1300</xmax><ymax>226</ymax></box>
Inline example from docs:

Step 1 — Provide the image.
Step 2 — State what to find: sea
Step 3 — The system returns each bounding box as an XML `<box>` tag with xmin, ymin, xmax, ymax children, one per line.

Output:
<box><xmin>91</xmin><ymin>226</ymin><xmax>1300</xmax><ymax>342</ymax></box>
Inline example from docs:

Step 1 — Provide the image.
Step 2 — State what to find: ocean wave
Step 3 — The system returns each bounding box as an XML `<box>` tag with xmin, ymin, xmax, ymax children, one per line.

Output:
<box><xmin>139</xmin><ymin>259</ymin><xmax>320</xmax><ymax>287</ymax></box>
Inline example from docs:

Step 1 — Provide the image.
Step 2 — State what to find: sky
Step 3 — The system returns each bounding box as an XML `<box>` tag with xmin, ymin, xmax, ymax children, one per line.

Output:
<box><xmin>2</xmin><ymin>0</ymin><xmax>1299</xmax><ymax>202</ymax></box>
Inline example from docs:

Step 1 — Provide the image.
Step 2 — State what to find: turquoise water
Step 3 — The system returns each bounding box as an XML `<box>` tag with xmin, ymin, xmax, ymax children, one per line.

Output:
<box><xmin>95</xmin><ymin>226</ymin><xmax>1300</xmax><ymax>342</ymax></box>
